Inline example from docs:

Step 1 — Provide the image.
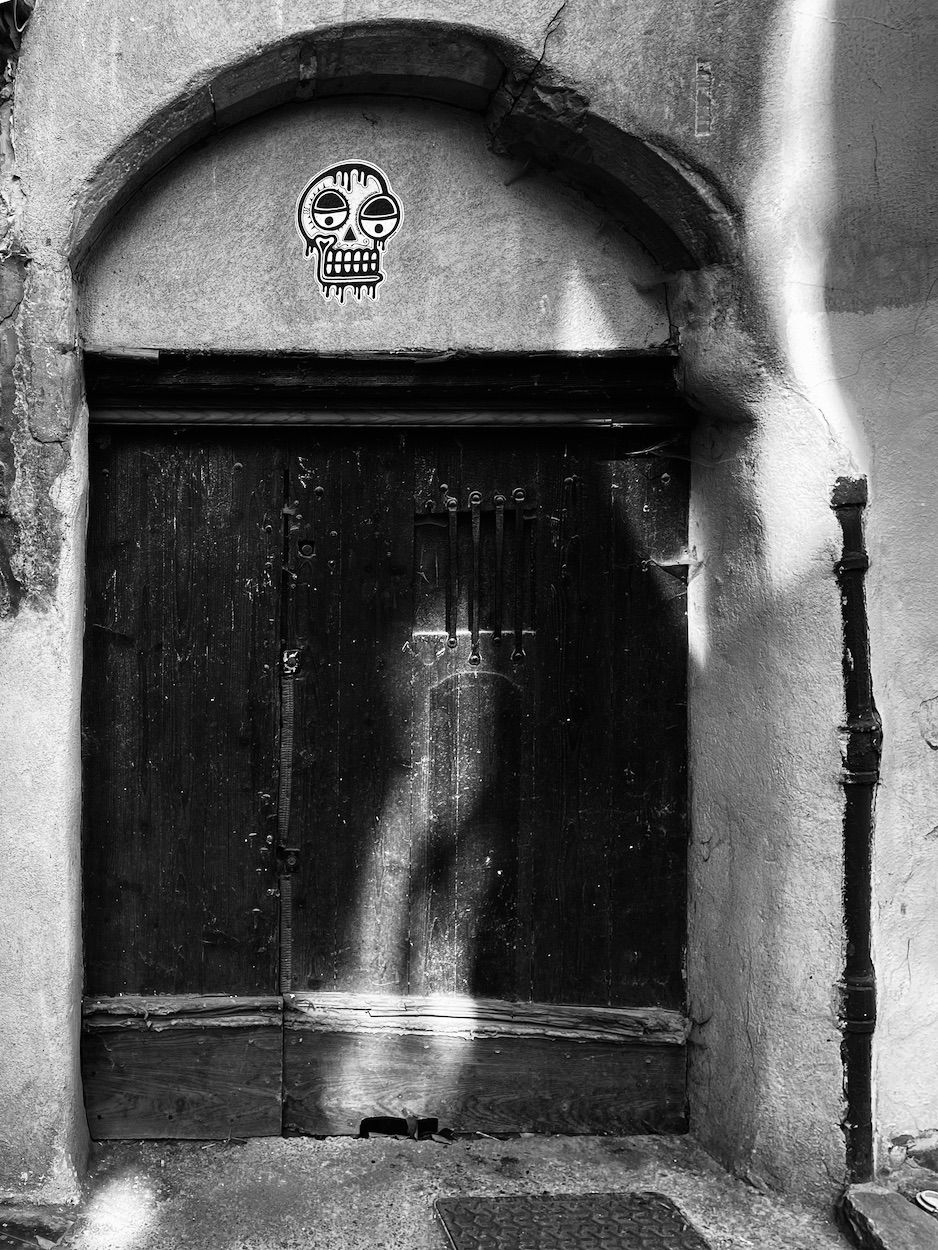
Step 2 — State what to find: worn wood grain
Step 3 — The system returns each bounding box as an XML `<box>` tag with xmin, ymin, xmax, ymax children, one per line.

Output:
<box><xmin>84</xmin><ymin>425</ymin><xmax>688</xmax><ymax>1139</ymax></box>
<box><xmin>286</xmin><ymin>434</ymin><xmax>417</xmax><ymax>993</ymax></box>
<box><xmin>605</xmin><ymin>450</ymin><xmax>689</xmax><ymax>1005</ymax></box>
<box><xmin>280</xmin><ymin>430</ymin><xmax>687</xmax><ymax>1009</ymax></box>
<box><xmin>82</xmin><ymin>994</ymin><xmax>282</xmax><ymax>1030</ymax></box>
<box><xmin>334</xmin><ymin>436</ymin><xmax>415</xmax><ymax>993</ymax></box>
<box><xmin>527</xmin><ymin>433</ymin><xmax>689</xmax><ymax>1006</ymax></box>
<box><xmin>423</xmin><ymin>671</ymin><xmax>521</xmax><ymax>997</ymax></box>
<box><xmin>280</xmin><ymin>435</ymin><xmax>345</xmax><ymax>992</ymax></box>
<box><xmin>408</xmin><ymin>434</ymin><xmax>535</xmax><ymax>999</ymax></box>
<box><xmin>83</xmin><ymin>429</ymin><xmax>284</xmax><ymax>996</ymax></box>
<box><xmin>82</xmin><ymin>995</ymin><xmax>283</xmax><ymax>1139</ymax></box>
<box><xmin>285</xmin><ymin>993</ymin><xmax>688</xmax><ymax>1043</ymax></box>
<box><xmin>283</xmin><ymin>1026</ymin><xmax>686</xmax><ymax>1136</ymax></box>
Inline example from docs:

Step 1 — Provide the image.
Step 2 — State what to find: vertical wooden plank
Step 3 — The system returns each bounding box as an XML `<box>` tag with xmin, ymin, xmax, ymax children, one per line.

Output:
<box><xmin>83</xmin><ymin>428</ymin><xmax>283</xmax><ymax>995</ymax></box>
<box><xmin>556</xmin><ymin>440</ymin><xmax>620</xmax><ymax>1005</ymax></box>
<box><xmin>605</xmin><ymin>444</ymin><xmax>689</xmax><ymax>1005</ymax></box>
<box><xmin>527</xmin><ymin>432</ymin><xmax>568</xmax><ymax>1004</ymax></box>
<box><xmin>335</xmin><ymin>433</ymin><xmax>416</xmax><ymax>993</ymax></box>
<box><xmin>417</xmin><ymin>670</ymin><xmax>522</xmax><ymax>996</ymax></box>
<box><xmin>528</xmin><ymin>430</ymin><xmax>622</xmax><ymax>1004</ymax></box>
<box><xmin>195</xmin><ymin>438</ymin><xmax>284</xmax><ymax>993</ymax></box>
<box><xmin>83</xmin><ymin>431</ymin><xmax>146</xmax><ymax>992</ymax></box>
<box><xmin>526</xmin><ymin>431</ymin><xmax>689</xmax><ymax>1008</ymax></box>
<box><xmin>407</xmin><ymin>431</ymin><xmax>459</xmax><ymax>994</ymax></box>
<box><xmin>408</xmin><ymin>432</ymin><xmax>532</xmax><ymax>999</ymax></box>
<box><xmin>288</xmin><ymin>433</ymin><xmax>416</xmax><ymax>994</ymax></box>
<box><xmin>281</xmin><ymin>436</ymin><xmax>344</xmax><ymax>990</ymax></box>
<box><xmin>458</xmin><ymin>671</ymin><xmax>522</xmax><ymax>996</ymax></box>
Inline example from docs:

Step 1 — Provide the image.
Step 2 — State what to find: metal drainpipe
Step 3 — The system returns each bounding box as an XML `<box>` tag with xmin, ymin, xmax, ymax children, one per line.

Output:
<box><xmin>832</xmin><ymin>477</ymin><xmax>882</xmax><ymax>1184</ymax></box>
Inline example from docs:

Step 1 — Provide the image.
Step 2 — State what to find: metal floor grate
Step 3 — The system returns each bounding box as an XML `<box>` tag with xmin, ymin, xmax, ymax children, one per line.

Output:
<box><xmin>434</xmin><ymin>1192</ymin><xmax>712</xmax><ymax>1250</ymax></box>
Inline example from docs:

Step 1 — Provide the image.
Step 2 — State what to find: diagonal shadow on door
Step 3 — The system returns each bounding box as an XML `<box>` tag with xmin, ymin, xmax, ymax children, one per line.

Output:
<box><xmin>280</xmin><ymin>430</ymin><xmax>690</xmax><ymax>1135</ymax></box>
<box><xmin>81</xmin><ymin>425</ymin><xmax>689</xmax><ymax>1139</ymax></box>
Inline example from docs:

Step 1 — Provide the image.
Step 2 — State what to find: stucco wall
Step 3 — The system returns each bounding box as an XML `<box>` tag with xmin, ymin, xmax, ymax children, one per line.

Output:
<box><xmin>0</xmin><ymin>0</ymin><xmax>934</xmax><ymax>1212</ymax></box>
<box><xmin>821</xmin><ymin>0</ymin><xmax>938</xmax><ymax>1164</ymax></box>
<box><xmin>80</xmin><ymin>99</ymin><xmax>668</xmax><ymax>353</ymax></box>
<box><xmin>0</xmin><ymin>470</ymin><xmax>87</xmax><ymax>1201</ymax></box>
<box><xmin>863</xmin><ymin>304</ymin><xmax>938</xmax><ymax>1156</ymax></box>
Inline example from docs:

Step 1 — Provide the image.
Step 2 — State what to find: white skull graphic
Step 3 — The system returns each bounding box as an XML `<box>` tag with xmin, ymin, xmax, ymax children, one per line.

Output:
<box><xmin>296</xmin><ymin>161</ymin><xmax>402</xmax><ymax>303</ymax></box>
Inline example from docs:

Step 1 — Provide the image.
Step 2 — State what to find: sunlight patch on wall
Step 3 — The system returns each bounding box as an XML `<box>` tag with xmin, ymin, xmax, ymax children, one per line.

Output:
<box><xmin>554</xmin><ymin>263</ymin><xmax>621</xmax><ymax>351</ymax></box>
<box><xmin>750</xmin><ymin>0</ymin><xmax>869</xmax><ymax>481</ymax></box>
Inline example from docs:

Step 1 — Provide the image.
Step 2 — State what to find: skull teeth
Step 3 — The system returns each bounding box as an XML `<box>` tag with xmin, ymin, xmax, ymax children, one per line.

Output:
<box><xmin>321</xmin><ymin>248</ymin><xmax>380</xmax><ymax>279</ymax></box>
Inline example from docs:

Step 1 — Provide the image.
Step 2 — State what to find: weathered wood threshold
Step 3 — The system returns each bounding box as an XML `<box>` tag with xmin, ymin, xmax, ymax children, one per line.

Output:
<box><xmin>82</xmin><ymin>994</ymin><xmax>689</xmax><ymax>1140</ymax></box>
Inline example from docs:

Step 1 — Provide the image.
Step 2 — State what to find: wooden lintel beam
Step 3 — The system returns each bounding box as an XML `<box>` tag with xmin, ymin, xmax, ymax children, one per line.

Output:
<box><xmin>82</xmin><ymin>349</ymin><xmax>689</xmax><ymax>418</ymax></box>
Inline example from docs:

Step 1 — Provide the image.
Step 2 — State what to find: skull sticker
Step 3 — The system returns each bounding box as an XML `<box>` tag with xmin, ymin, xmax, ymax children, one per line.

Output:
<box><xmin>296</xmin><ymin>161</ymin><xmax>402</xmax><ymax>303</ymax></box>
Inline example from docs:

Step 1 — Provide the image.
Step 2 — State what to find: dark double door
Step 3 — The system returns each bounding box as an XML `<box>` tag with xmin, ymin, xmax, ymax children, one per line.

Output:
<box><xmin>82</xmin><ymin>424</ymin><xmax>689</xmax><ymax>1139</ymax></box>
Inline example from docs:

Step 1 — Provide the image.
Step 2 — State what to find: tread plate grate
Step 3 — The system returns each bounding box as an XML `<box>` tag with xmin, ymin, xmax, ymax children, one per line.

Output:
<box><xmin>434</xmin><ymin>1192</ymin><xmax>712</xmax><ymax>1250</ymax></box>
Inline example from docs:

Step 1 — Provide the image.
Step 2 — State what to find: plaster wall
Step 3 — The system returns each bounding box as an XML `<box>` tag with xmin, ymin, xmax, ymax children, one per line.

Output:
<box><xmin>685</xmin><ymin>405</ymin><xmax>846</xmax><ymax>1196</ymax></box>
<box><xmin>836</xmin><ymin>293</ymin><xmax>938</xmax><ymax>1156</ymax></box>
<box><xmin>821</xmin><ymin>0</ymin><xmax>938</xmax><ymax>1165</ymax></box>
<box><xmin>0</xmin><ymin>0</ymin><xmax>934</xmax><ymax>1214</ymax></box>
<box><xmin>80</xmin><ymin>99</ymin><xmax>668</xmax><ymax>353</ymax></box>
<box><xmin>0</xmin><ymin>419</ymin><xmax>88</xmax><ymax>1200</ymax></box>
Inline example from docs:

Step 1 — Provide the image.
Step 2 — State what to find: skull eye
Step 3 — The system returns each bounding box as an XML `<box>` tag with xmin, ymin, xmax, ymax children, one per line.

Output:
<box><xmin>360</xmin><ymin>194</ymin><xmax>401</xmax><ymax>240</ymax></box>
<box><xmin>311</xmin><ymin>189</ymin><xmax>349</xmax><ymax>231</ymax></box>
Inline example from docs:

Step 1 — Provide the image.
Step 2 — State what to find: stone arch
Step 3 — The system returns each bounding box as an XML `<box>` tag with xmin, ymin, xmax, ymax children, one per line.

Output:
<box><xmin>68</xmin><ymin>19</ymin><xmax>738</xmax><ymax>272</ymax></box>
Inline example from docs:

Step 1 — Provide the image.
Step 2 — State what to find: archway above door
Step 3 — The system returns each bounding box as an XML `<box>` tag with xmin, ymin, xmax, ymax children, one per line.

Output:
<box><xmin>75</xmin><ymin>22</ymin><xmax>706</xmax><ymax>1142</ymax></box>
<box><xmin>69</xmin><ymin>20</ymin><xmax>737</xmax><ymax>275</ymax></box>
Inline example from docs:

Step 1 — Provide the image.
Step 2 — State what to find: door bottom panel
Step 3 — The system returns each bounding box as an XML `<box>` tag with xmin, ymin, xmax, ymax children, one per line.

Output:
<box><xmin>81</xmin><ymin>995</ymin><xmax>283</xmax><ymax>1140</ymax></box>
<box><xmin>282</xmin><ymin>994</ymin><xmax>688</xmax><ymax>1136</ymax></box>
<box><xmin>82</xmin><ymin>993</ymin><xmax>687</xmax><ymax>1138</ymax></box>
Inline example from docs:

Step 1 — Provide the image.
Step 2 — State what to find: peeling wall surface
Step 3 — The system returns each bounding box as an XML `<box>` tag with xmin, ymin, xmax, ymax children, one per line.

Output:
<box><xmin>0</xmin><ymin>0</ymin><xmax>934</xmax><ymax>1212</ymax></box>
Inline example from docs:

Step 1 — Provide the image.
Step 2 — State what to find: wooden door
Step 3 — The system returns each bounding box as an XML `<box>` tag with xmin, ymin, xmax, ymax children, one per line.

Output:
<box><xmin>81</xmin><ymin>425</ymin><xmax>689</xmax><ymax>1139</ymax></box>
<box><xmin>81</xmin><ymin>428</ymin><xmax>287</xmax><ymax>1137</ymax></box>
<box><xmin>276</xmin><ymin>429</ymin><xmax>689</xmax><ymax>1134</ymax></box>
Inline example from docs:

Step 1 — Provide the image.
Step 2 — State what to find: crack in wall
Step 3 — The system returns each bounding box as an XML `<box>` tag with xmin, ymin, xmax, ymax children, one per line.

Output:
<box><xmin>496</xmin><ymin>0</ymin><xmax>569</xmax><ymax>134</ymax></box>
